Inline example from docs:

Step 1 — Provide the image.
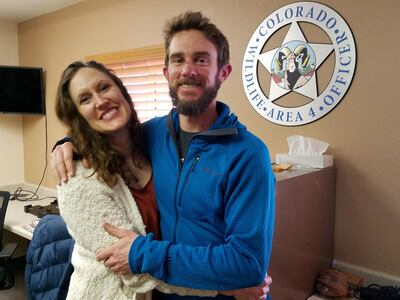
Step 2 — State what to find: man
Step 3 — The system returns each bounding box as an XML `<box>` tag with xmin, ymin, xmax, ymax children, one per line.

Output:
<box><xmin>52</xmin><ymin>11</ymin><xmax>275</xmax><ymax>299</ymax></box>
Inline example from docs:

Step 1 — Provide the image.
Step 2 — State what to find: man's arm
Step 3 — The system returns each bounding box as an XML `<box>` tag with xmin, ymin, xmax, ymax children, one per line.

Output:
<box><xmin>97</xmin><ymin>223</ymin><xmax>272</xmax><ymax>300</ymax></box>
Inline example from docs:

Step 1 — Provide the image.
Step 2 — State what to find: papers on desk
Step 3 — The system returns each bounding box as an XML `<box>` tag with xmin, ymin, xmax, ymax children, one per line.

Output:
<box><xmin>23</xmin><ymin>219</ymin><xmax>40</xmax><ymax>233</ymax></box>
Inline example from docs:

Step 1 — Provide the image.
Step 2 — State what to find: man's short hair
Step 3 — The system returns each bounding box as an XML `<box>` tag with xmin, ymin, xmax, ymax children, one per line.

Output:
<box><xmin>163</xmin><ymin>11</ymin><xmax>230</xmax><ymax>69</ymax></box>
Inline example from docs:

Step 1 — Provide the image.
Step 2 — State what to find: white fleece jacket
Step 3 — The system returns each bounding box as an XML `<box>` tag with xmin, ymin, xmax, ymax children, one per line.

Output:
<box><xmin>58</xmin><ymin>163</ymin><xmax>216</xmax><ymax>300</ymax></box>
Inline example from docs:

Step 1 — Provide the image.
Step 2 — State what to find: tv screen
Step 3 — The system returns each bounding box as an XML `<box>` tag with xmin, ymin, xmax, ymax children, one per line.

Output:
<box><xmin>0</xmin><ymin>66</ymin><xmax>45</xmax><ymax>115</ymax></box>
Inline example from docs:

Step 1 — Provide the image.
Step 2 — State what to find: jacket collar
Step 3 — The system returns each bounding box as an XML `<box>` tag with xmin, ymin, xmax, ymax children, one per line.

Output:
<box><xmin>167</xmin><ymin>102</ymin><xmax>240</xmax><ymax>141</ymax></box>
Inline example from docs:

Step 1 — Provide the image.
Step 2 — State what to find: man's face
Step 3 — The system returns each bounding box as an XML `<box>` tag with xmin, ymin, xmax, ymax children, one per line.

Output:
<box><xmin>163</xmin><ymin>29</ymin><xmax>230</xmax><ymax>116</ymax></box>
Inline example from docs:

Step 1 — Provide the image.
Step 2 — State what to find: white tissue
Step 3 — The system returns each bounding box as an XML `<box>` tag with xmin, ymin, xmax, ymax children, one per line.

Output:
<box><xmin>275</xmin><ymin>135</ymin><xmax>333</xmax><ymax>168</ymax></box>
<box><xmin>287</xmin><ymin>135</ymin><xmax>329</xmax><ymax>156</ymax></box>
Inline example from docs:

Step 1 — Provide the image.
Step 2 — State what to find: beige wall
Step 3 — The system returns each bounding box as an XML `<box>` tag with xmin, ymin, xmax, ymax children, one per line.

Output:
<box><xmin>0</xmin><ymin>20</ymin><xmax>24</xmax><ymax>184</ymax></box>
<box><xmin>18</xmin><ymin>0</ymin><xmax>400</xmax><ymax>278</ymax></box>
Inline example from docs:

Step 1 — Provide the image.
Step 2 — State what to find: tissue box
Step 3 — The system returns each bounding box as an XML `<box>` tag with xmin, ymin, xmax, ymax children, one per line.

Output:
<box><xmin>276</xmin><ymin>153</ymin><xmax>333</xmax><ymax>168</ymax></box>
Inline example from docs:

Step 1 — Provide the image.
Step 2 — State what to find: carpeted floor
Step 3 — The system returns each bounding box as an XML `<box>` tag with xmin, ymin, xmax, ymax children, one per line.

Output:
<box><xmin>0</xmin><ymin>256</ymin><xmax>27</xmax><ymax>300</ymax></box>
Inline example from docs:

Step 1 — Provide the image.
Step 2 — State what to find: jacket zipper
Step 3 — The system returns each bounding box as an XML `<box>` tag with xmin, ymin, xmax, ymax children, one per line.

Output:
<box><xmin>173</xmin><ymin>155</ymin><xmax>200</xmax><ymax>243</ymax></box>
<box><xmin>172</xmin><ymin>152</ymin><xmax>182</xmax><ymax>244</ymax></box>
<box><xmin>177</xmin><ymin>155</ymin><xmax>200</xmax><ymax>207</ymax></box>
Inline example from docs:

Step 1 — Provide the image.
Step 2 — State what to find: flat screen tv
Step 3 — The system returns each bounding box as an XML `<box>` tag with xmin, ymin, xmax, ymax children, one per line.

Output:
<box><xmin>0</xmin><ymin>65</ymin><xmax>45</xmax><ymax>115</ymax></box>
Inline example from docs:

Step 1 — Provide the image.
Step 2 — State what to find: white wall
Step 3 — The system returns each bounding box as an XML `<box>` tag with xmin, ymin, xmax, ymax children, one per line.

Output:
<box><xmin>0</xmin><ymin>20</ymin><xmax>24</xmax><ymax>184</ymax></box>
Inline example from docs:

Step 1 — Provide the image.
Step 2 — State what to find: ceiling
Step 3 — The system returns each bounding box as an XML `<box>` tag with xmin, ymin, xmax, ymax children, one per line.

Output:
<box><xmin>0</xmin><ymin>0</ymin><xmax>84</xmax><ymax>23</ymax></box>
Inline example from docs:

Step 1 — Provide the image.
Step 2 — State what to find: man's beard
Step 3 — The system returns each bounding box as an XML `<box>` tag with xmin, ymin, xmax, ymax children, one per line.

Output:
<box><xmin>169</xmin><ymin>77</ymin><xmax>220</xmax><ymax>116</ymax></box>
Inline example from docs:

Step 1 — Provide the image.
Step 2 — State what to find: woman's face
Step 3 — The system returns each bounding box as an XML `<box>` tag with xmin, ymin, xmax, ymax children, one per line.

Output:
<box><xmin>68</xmin><ymin>67</ymin><xmax>132</xmax><ymax>137</ymax></box>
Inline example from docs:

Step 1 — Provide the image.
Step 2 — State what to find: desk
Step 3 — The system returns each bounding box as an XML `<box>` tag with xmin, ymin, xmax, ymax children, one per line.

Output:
<box><xmin>0</xmin><ymin>182</ymin><xmax>57</xmax><ymax>240</ymax></box>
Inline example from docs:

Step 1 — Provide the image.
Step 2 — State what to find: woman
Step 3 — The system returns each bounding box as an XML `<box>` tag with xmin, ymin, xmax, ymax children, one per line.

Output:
<box><xmin>55</xmin><ymin>60</ymin><xmax>217</xmax><ymax>299</ymax></box>
<box><xmin>55</xmin><ymin>61</ymin><xmax>263</xmax><ymax>300</ymax></box>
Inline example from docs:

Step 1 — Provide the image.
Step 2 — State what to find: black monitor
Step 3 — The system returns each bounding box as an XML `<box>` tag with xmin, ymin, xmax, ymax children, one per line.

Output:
<box><xmin>0</xmin><ymin>66</ymin><xmax>45</xmax><ymax>115</ymax></box>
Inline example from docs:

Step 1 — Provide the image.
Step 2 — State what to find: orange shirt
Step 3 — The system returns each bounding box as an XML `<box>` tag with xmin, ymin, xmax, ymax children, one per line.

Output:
<box><xmin>129</xmin><ymin>177</ymin><xmax>161</xmax><ymax>241</ymax></box>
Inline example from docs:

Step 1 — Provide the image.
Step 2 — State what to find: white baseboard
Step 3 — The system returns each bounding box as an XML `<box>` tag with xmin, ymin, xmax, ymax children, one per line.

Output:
<box><xmin>332</xmin><ymin>259</ymin><xmax>400</xmax><ymax>287</ymax></box>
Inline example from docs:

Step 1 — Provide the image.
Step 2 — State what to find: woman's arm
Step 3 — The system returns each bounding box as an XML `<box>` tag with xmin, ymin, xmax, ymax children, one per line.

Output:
<box><xmin>57</xmin><ymin>168</ymin><xmax>136</xmax><ymax>252</ymax></box>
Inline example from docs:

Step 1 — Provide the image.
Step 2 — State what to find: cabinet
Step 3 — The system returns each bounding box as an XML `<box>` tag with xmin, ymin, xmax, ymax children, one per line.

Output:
<box><xmin>269</xmin><ymin>167</ymin><xmax>336</xmax><ymax>300</ymax></box>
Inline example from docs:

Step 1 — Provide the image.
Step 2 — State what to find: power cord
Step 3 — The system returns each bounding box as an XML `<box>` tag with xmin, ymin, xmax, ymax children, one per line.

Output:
<box><xmin>11</xmin><ymin>109</ymin><xmax>56</xmax><ymax>202</ymax></box>
<box><xmin>10</xmin><ymin>186</ymin><xmax>56</xmax><ymax>202</ymax></box>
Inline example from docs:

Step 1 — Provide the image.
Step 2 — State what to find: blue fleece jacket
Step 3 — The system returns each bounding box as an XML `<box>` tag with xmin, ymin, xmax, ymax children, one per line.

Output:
<box><xmin>129</xmin><ymin>102</ymin><xmax>275</xmax><ymax>299</ymax></box>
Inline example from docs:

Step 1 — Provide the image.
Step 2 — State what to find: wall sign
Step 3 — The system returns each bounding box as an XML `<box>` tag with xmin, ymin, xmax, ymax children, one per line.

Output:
<box><xmin>242</xmin><ymin>2</ymin><xmax>356</xmax><ymax>126</ymax></box>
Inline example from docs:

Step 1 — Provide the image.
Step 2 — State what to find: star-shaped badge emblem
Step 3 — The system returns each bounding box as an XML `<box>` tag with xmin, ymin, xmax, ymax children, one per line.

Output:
<box><xmin>258</xmin><ymin>21</ymin><xmax>334</xmax><ymax>102</ymax></box>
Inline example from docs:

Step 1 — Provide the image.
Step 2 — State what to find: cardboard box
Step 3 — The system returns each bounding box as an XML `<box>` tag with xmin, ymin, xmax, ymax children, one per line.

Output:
<box><xmin>276</xmin><ymin>153</ymin><xmax>333</xmax><ymax>168</ymax></box>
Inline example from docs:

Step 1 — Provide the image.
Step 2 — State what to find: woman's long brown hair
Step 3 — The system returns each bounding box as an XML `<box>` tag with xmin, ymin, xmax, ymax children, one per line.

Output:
<box><xmin>55</xmin><ymin>60</ymin><xmax>146</xmax><ymax>187</ymax></box>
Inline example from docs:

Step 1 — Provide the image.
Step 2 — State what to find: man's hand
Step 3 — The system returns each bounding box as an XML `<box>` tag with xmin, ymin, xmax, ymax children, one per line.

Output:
<box><xmin>51</xmin><ymin>141</ymin><xmax>91</xmax><ymax>184</ymax></box>
<box><xmin>221</xmin><ymin>275</ymin><xmax>272</xmax><ymax>300</ymax></box>
<box><xmin>51</xmin><ymin>142</ymin><xmax>75</xmax><ymax>184</ymax></box>
<box><xmin>96</xmin><ymin>222</ymin><xmax>139</xmax><ymax>275</ymax></box>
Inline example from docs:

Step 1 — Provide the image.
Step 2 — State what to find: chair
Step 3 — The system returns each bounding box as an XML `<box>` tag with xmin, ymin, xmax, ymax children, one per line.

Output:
<box><xmin>0</xmin><ymin>191</ymin><xmax>17</xmax><ymax>289</ymax></box>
